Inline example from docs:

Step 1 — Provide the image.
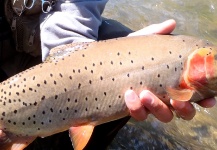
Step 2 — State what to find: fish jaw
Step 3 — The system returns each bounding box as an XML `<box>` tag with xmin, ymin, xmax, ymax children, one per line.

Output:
<box><xmin>181</xmin><ymin>47</ymin><xmax>217</xmax><ymax>101</ymax></box>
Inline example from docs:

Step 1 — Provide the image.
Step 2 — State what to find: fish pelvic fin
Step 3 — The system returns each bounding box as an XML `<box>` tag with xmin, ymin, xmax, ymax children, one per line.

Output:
<box><xmin>167</xmin><ymin>87</ymin><xmax>194</xmax><ymax>101</ymax></box>
<box><xmin>69</xmin><ymin>125</ymin><xmax>94</xmax><ymax>150</ymax></box>
<box><xmin>0</xmin><ymin>130</ymin><xmax>36</xmax><ymax>150</ymax></box>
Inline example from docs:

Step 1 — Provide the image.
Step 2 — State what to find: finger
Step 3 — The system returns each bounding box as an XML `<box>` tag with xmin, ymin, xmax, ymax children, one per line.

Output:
<box><xmin>170</xmin><ymin>100</ymin><xmax>196</xmax><ymax>120</ymax></box>
<box><xmin>128</xmin><ymin>19</ymin><xmax>176</xmax><ymax>36</ymax></box>
<box><xmin>196</xmin><ymin>98</ymin><xmax>216</xmax><ymax>108</ymax></box>
<box><xmin>124</xmin><ymin>90</ymin><xmax>148</xmax><ymax>121</ymax></box>
<box><xmin>140</xmin><ymin>90</ymin><xmax>173</xmax><ymax>123</ymax></box>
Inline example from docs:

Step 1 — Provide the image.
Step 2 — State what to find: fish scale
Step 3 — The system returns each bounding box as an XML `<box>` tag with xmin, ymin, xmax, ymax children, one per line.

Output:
<box><xmin>0</xmin><ymin>34</ymin><xmax>217</xmax><ymax>150</ymax></box>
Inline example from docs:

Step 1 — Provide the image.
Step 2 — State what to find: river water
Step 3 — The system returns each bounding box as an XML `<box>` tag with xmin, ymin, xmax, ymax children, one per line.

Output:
<box><xmin>103</xmin><ymin>0</ymin><xmax>217</xmax><ymax>149</ymax></box>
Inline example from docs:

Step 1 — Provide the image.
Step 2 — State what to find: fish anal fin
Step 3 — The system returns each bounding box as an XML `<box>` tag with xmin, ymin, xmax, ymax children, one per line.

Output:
<box><xmin>69</xmin><ymin>125</ymin><xmax>94</xmax><ymax>150</ymax></box>
<box><xmin>167</xmin><ymin>87</ymin><xmax>194</xmax><ymax>101</ymax></box>
<box><xmin>0</xmin><ymin>130</ymin><xmax>36</xmax><ymax>150</ymax></box>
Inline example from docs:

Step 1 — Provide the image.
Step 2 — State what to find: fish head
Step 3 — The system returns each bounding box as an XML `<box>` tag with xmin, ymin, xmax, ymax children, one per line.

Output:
<box><xmin>184</xmin><ymin>46</ymin><xmax>217</xmax><ymax>95</ymax></box>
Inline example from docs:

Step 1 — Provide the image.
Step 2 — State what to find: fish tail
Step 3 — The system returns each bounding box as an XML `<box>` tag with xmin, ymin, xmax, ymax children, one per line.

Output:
<box><xmin>0</xmin><ymin>130</ymin><xmax>36</xmax><ymax>150</ymax></box>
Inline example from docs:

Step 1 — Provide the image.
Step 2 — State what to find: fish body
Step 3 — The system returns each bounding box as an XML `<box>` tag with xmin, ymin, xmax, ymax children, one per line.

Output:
<box><xmin>0</xmin><ymin>35</ymin><xmax>217</xmax><ymax>149</ymax></box>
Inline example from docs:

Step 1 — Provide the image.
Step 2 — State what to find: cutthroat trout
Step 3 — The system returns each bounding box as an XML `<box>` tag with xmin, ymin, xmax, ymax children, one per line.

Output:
<box><xmin>0</xmin><ymin>35</ymin><xmax>217</xmax><ymax>150</ymax></box>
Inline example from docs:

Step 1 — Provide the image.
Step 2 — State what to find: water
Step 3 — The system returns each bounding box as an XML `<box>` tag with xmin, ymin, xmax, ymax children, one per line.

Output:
<box><xmin>103</xmin><ymin>0</ymin><xmax>217</xmax><ymax>149</ymax></box>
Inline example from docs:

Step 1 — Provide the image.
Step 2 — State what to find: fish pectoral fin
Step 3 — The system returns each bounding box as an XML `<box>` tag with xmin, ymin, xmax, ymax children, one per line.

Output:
<box><xmin>69</xmin><ymin>125</ymin><xmax>94</xmax><ymax>150</ymax></box>
<box><xmin>0</xmin><ymin>130</ymin><xmax>36</xmax><ymax>150</ymax></box>
<box><xmin>167</xmin><ymin>87</ymin><xmax>194</xmax><ymax>101</ymax></box>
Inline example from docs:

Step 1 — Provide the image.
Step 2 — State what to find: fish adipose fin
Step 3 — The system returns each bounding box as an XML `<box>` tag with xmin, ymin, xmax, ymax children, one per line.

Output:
<box><xmin>69</xmin><ymin>125</ymin><xmax>94</xmax><ymax>150</ymax></box>
<box><xmin>0</xmin><ymin>130</ymin><xmax>36</xmax><ymax>150</ymax></box>
<box><xmin>167</xmin><ymin>87</ymin><xmax>194</xmax><ymax>101</ymax></box>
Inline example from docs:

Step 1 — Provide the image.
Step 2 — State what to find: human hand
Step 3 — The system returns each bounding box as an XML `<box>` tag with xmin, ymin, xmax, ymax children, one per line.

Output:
<box><xmin>125</xmin><ymin>19</ymin><xmax>216</xmax><ymax>122</ymax></box>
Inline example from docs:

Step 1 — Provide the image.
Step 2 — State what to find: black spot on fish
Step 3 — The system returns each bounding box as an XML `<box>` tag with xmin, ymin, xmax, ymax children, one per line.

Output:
<box><xmin>50</xmin><ymin>74</ymin><xmax>53</xmax><ymax>77</ymax></box>
<box><xmin>127</xmin><ymin>74</ymin><xmax>130</xmax><ymax>77</ymax></box>
<box><xmin>85</xmin><ymin>66</ymin><xmax>87</xmax><ymax>70</ymax></box>
<box><xmin>104</xmin><ymin>92</ymin><xmax>107</xmax><ymax>96</ymax></box>
<box><xmin>59</xmin><ymin>73</ymin><xmax>63</xmax><ymax>77</ymax></box>
<box><xmin>8</xmin><ymin>120</ymin><xmax>11</xmax><ymax>123</ymax></box>
<box><xmin>151</xmin><ymin>57</ymin><xmax>154</xmax><ymax>61</ymax></box>
<box><xmin>167</xmin><ymin>65</ymin><xmax>169</xmax><ymax>69</ymax></box>
<box><xmin>33</xmin><ymin>121</ymin><xmax>36</xmax><ymax>124</ymax></box>
<box><xmin>2</xmin><ymin>112</ymin><xmax>5</xmax><ymax>116</ymax></box>
<box><xmin>117</xmin><ymin>52</ymin><xmax>120</xmax><ymax>56</ymax></box>
<box><xmin>41</xmin><ymin>122</ymin><xmax>44</xmax><ymax>125</ymax></box>
<box><xmin>182</xmin><ymin>40</ymin><xmax>185</xmax><ymax>42</ymax></box>
<box><xmin>128</xmin><ymin>52</ymin><xmax>131</xmax><ymax>55</ymax></box>
<box><xmin>112</xmin><ymin>78</ymin><xmax>115</xmax><ymax>81</ymax></box>
<box><xmin>69</xmin><ymin>76</ymin><xmax>72</xmax><ymax>80</ymax></box>
<box><xmin>179</xmin><ymin>55</ymin><xmax>182</xmax><ymax>58</ymax></box>
<box><xmin>111</xmin><ymin>61</ymin><xmax>114</xmax><ymax>65</ymax></box>
<box><xmin>44</xmin><ymin>80</ymin><xmax>47</xmax><ymax>84</ymax></box>
<box><xmin>74</xmin><ymin>99</ymin><xmax>77</xmax><ymax>103</ymax></box>
<box><xmin>85</xmin><ymin>108</ymin><xmax>88</xmax><ymax>111</ymax></box>
<box><xmin>22</xmin><ymin>89</ymin><xmax>25</xmax><ymax>93</ymax></box>
<box><xmin>118</xmin><ymin>95</ymin><xmax>121</xmax><ymax>99</ymax></box>
<box><xmin>42</xmin><ymin>111</ymin><xmax>45</xmax><ymax>114</ymax></box>
<box><xmin>142</xmin><ymin>66</ymin><xmax>144</xmax><ymax>70</ymax></box>
<box><xmin>14</xmin><ymin>110</ymin><xmax>17</xmax><ymax>114</ymax></box>
<box><xmin>100</xmin><ymin>62</ymin><xmax>102</xmax><ymax>65</ymax></box>
<box><xmin>93</xmin><ymin>63</ymin><xmax>95</xmax><ymax>67</ymax></box>
<box><xmin>75</xmin><ymin>110</ymin><xmax>77</xmax><ymax>113</ymax></box>
<box><xmin>175</xmin><ymin>67</ymin><xmax>177</xmax><ymax>72</ymax></box>
<box><xmin>28</xmin><ymin>117</ymin><xmax>31</xmax><ymax>120</ymax></box>
<box><xmin>120</xmin><ymin>62</ymin><xmax>122</xmax><ymax>65</ymax></box>
<box><xmin>130</xmin><ymin>87</ymin><xmax>133</xmax><ymax>90</ymax></box>
<box><xmin>85</xmin><ymin>97</ymin><xmax>88</xmax><ymax>101</ymax></box>
<box><xmin>73</xmin><ymin>69</ymin><xmax>75</xmax><ymax>73</ymax></box>
<box><xmin>109</xmin><ymin>105</ymin><xmax>111</xmax><ymax>108</ymax></box>
<box><xmin>41</xmin><ymin>96</ymin><xmax>45</xmax><ymax>101</ymax></box>
<box><xmin>78</xmin><ymin>83</ymin><xmax>81</xmax><ymax>89</ymax></box>
<box><xmin>38</xmin><ymin>128</ymin><xmax>40</xmax><ymax>130</ymax></box>
<box><xmin>160</xmin><ymin>84</ymin><xmax>162</xmax><ymax>87</ymax></box>
<box><xmin>59</xmin><ymin>110</ymin><xmax>62</xmax><ymax>113</ymax></box>
<box><xmin>91</xmin><ymin>70</ymin><xmax>93</xmax><ymax>74</ymax></box>
<box><xmin>13</xmin><ymin>122</ymin><xmax>16</xmax><ymax>125</ymax></box>
<box><xmin>64</xmin><ymin>88</ymin><xmax>67</xmax><ymax>92</ymax></box>
<box><xmin>54</xmin><ymin>81</ymin><xmax>57</xmax><ymax>85</ymax></box>
<box><xmin>169</xmin><ymin>51</ymin><xmax>172</xmax><ymax>54</ymax></box>
<box><xmin>140</xmin><ymin>81</ymin><xmax>142</xmax><ymax>85</ymax></box>
<box><xmin>100</xmin><ymin>76</ymin><xmax>103</xmax><ymax>80</ymax></box>
<box><xmin>29</xmin><ymin>88</ymin><xmax>33</xmax><ymax>91</ymax></box>
<box><xmin>78</xmin><ymin>69</ymin><xmax>81</xmax><ymax>73</ymax></box>
<box><xmin>131</xmin><ymin>60</ymin><xmax>134</xmax><ymax>63</ymax></box>
<box><xmin>55</xmin><ymin>95</ymin><xmax>58</xmax><ymax>99</ymax></box>
<box><xmin>89</xmin><ymin>80</ymin><xmax>92</xmax><ymax>84</ymax></box>
<box><xmin>68</xmin><ymin>98</ymin><xmax>71</xmax><ymax>102</ymax></box>
<box><xmin>22</xmin><ymin>122</ymin><xmax>25</xmax><ymax>125</ymax></box>
<box><xmin>33</xmin><ymin>76</ymin><xmax>35</xmax><ymax>80</ymax></box>
<box><xmin>62</xmin><ymin>118</ymin><xmax>65</xmax><ymax>120</ymax></box>
<box><xmin>16</xmin><ymin>92</ymin><xmax>19</xmax><ymax>96</ymax></box>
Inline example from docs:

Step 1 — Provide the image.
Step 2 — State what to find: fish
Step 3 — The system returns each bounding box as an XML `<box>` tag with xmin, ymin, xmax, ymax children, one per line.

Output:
<box><xmin>0</xmin><ymin>34</ymin><xmax>217</xmax><ymax>150</ymax></box>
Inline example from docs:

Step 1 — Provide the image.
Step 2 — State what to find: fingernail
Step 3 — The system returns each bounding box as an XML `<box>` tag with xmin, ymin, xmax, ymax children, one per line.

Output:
<box><xmin>140</xmin><ymin>90</ymin><xmax>153</xmax><ymax>104</ymax></box>
<box><xmin>125</xmin><ymin>90</ymin><xmax>138</xmax><ymax>102</ymax></box>
<box><xmin>170</xmin><ymin>99</ymin><xmax>186</xmax><ymax>109</ymax></box>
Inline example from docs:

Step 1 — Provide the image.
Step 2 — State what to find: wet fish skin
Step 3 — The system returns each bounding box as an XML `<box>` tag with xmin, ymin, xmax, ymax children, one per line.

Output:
<box><xmin>0</xmin><ymin>35</ymin><xmax>217</xmax><ymax>149</ymax></box>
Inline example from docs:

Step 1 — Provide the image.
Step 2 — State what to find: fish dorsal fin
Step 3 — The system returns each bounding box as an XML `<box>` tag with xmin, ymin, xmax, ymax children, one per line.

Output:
<box><xmin>167</xmin><ymin>87</ymin><xmax>194</xmax><ymax>101</ymax></box>
<box><xmin>69</xmin><ymin>125</ymin><xmax>94</xmax><ymax>150</ymax></box>
<box><xmin>45</xmin><ymin>42</ymin><xmax>89</xmax><ymax>62</ymax></box>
